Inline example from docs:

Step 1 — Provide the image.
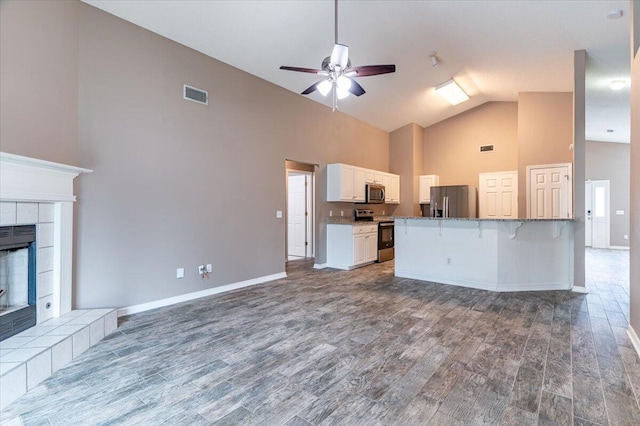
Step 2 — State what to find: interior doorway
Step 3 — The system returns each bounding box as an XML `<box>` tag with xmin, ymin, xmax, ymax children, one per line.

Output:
<box><xmin>585</xmin><ymin>180</ymin><xmax>610</xmax><ymax>248</ymax></box>
<box><xmin>285</xmin><ymin>161</ymin><xmax>315</xmax><ymax>261</ymax></box>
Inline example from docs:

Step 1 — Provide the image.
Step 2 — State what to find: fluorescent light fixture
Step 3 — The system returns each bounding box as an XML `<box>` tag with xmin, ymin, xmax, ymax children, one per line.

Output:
<box><xmin>435</xmin><ymin>79</ymin><xmax>469</xmax><ymax>105</ymax></box>
<box><xmin>610</xmin><ymin>80</ymin><xmax>626</xmax><ymax>90</ymax></box>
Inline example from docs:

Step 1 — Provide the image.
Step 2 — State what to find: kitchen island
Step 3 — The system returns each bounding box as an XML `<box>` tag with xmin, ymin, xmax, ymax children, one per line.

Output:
<box><xmin>394</xmin><ymin>217</ymin><xmax>574</xmax><ymax>292</ymax></box>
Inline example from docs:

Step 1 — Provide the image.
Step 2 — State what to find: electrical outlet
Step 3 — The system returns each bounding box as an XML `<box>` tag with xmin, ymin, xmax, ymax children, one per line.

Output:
<box><xmin>206</xmin><ymin>264</ymin><xmax>212</xmax><ymax>273</ymax></box>
<box><xmin>198</xmin><ymin>265</ymin><xmax>205</xmax><ymax>274</ymax></box>
<box><xmin>329</xmin><ymin>211</ymin><xmax>333</xmax><ymax>217</ymax></box>
<box><xmin>276</xmin><ymin>210</ymin><xmax>283</xmax><ymax>219</ymax></box>
<box><xmin>340</xmin><ymin>211</ymin><xmax>344</xmax><ymax>217</ymax></box>
<box><xmin>176</xmin><ymin>268</ymin><xmax>184</xmax><ymax>279</ymax></box>
<box><xmin>624</xmin><ymin>235</ymin><xmax>629</xmax><ymax>240</ymax></box>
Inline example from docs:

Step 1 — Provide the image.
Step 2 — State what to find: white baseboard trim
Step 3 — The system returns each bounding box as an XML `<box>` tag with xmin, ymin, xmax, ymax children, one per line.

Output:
<box><xmin>608</xmin><ymin>245</ymin><xmax>630</xmax><ymax>250</ymax></box>
<box><xmin>571</xmin><ymin>286</ymin><xmax>588</xmax><ymax>294</ymax></box>
<box><xmin>628</xmin><ymin>326</ymin><xmax>640</xmax><ymax>359</ymax></box>
<box><xmin>313</xmin><ymin>263</ymin><xmax>328</xmax><ymax>269</ymax></box>
<box><xmin>118</xmin><ymin>272</ymin><xmax>287</xmax><ymax>317</ymax></box>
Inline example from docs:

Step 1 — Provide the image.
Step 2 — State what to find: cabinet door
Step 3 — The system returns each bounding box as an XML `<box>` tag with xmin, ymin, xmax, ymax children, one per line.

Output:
<box><xmin>340</xmin><ymin>165</ymin><xmax>355</xmax><ymax>201</ymax></box>
<box><xmin>353</xmin><ymin>167</ymin><xmax>366</xmax><ymax>202</ymax></box>
<box><xmin>419</xmin><ymin>175</ymin><xmax>439</xmax><ymax>203</ymax></box>
<box><xmin>374</xmin><ymin>172</ymin><xmax>384</xmax><ymax>185</ymax></box>
<box><xmin>382</xmin><ymin>174</ymin><xmax>392</xmax><ymax>197</ymax></box>
<box><xmin>365</xmin><ymin>234</ymin><xmax>379</xmax><ymax>262</ymax></box>
<box><xmin>353</xmin><ymin>234</ymin><xmax>367</xmax><ymax>265</ymax></box>
<box><xmin>365</xmin><ymin>169</ymin><xmax>376</xmax><ymax>183</ymax></box>
<box><xmin>390</xmin><ymin>175</ymin><xmax>400</xmax><ymax>203</ymax></box>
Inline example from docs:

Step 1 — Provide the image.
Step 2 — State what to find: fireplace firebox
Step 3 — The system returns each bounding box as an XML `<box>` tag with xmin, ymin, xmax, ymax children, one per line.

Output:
<box><xmin>0</xmin><ymin>225</ymin><xmax>37</xmax><ymax>341</ymax></box>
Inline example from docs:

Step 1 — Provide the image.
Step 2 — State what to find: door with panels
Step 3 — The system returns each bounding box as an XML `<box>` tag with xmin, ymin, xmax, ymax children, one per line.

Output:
<box><xmin>479</xmin><ymin>171</ymin><xmax>518</xmax><ymax>219</ymax></box>
<box><xmin>527</xmin><ymin>163</ymin><xmax>572</xmax><ymax>219</ymax></box>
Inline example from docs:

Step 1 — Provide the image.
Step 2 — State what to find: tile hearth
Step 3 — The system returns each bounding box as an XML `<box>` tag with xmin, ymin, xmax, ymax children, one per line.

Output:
<box><xmin>0</xmin><ymin>308</ymin><xmax>117</xmax><ymax>409</ymax></box>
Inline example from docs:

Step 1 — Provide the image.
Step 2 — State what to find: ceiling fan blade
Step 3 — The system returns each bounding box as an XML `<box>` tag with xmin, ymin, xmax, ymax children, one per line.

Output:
<box><xmin>301</xmin><ymin>80</ymin><xmax>325</xmax><ymax>95</ymax></box>
<box><xmin>280</xmin><ymin>66</ymin><xmax>323</xmax><ymax>74</ymax></box>
<box><xmin>330</xmin><ymin>43</ymin><xmax>349</xmax><ymax>69</ymax></box>
<box><xmin>351</xmin><ymin>64</ymin><xmax>396</xmax><ymax>77</ymax></box>
<box><xmin>348</xmin><ymin>79</ymin><xmax>366</xmax><ymax>96</ymax></box>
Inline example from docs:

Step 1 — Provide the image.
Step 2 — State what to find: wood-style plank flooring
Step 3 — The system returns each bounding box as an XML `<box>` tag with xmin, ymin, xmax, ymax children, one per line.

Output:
<box><xmin>2</xmin><ymin>248</ymin><xmax>639</xmax><ymax>425</ymax></box>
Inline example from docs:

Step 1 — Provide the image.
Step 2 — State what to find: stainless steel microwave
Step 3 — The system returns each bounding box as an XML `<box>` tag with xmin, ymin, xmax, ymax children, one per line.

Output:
<box><xmin>366</xmin><ymin>184</ymin><xmax>385</xmax><ymax>204</ymax></box>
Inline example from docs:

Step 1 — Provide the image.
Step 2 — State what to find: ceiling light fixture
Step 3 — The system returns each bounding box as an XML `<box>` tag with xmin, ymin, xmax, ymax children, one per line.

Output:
<box><xmin>428</xmin><ymin>51</ymin><xmax>439</xmax><ymax>67</ymax></box>
<box><xmin>610</xmin><ymin>80</ymin><xmax>626</xmax><ymax>90</ymax></box>
<box><xmin>607</xmin><ymin>9</ymin><xmax>624</xmax><ymax>19</ymax></box>
<box><xmin>435</xmin><ymin>79</ymin><xmax>469</xmax><ymax>105</ymax></box>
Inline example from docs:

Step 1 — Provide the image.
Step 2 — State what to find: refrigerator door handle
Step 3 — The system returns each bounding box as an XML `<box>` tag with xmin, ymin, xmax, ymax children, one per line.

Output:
<box><xmin>444</xmin><ymin>196</ymin><xmax>448</xmax><ymax>218</ymax></box>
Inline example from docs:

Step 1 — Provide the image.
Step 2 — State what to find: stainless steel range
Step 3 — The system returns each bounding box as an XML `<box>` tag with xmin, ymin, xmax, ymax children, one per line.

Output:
<box><xmin>354</xmin><ymin>209</ymin><xmax>394</xmax><ymax>263</ymax></box>
<box><xmin>376</xmin><ymin>220</ymin><xmax>394</xmax><ymax>262</ymax></box>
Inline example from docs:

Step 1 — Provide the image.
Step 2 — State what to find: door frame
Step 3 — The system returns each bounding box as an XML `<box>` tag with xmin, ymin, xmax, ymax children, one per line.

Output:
<box><xmin>526</xmin><ymin>162</ymin><xmax>573</xmax><ymax>219</ymax></box>
<box><xmin>285</xmin><ymin>168</ymin><xmax>315</xmax><ymax>259</ymax></box>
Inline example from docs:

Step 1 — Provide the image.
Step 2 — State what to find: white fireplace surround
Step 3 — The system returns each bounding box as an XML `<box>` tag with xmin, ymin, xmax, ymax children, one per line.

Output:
<box><xmin>0</xmin><ymin>152</ymin><xmax>91</xmax><ymax>319</ymax></box>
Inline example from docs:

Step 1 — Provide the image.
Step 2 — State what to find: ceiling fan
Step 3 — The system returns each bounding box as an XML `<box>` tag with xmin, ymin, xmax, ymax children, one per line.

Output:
<box><xmin>280</xmin><ymin>0</ymin><xmax>395</xmax><ymax>111</ymax></box>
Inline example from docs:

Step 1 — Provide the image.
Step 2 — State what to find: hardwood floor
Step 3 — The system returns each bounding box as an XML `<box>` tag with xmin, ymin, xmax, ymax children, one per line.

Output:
<box><xmin>2</xmin><ymin>249</ymin><xmax>639</xmax><ymax>425</ymax></box>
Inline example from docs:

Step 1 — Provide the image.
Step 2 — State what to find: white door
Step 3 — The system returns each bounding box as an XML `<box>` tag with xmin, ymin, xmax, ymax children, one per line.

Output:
<box><xmin>527</xmin><ymin>163</ymin><xmax>572</xmax><ymax>219</ymax></box>
<box><xmin>585</xmin><ymin>181</ymin><xmax>593</xmax><ymax>246</ymax></box>
<box><xmin>287</xmin><ymin>174</ymin><xmax>306</xmax><ymax>257</ymax></box>
<box><xmin>590</xmin><ymin>180</ymin><xmax>610</xmax><ymax>248</ymax></box>
<box><xmin>479</xmin><ymin>171</ymin><xmax>518</xmax><ymax>219</ymax></box>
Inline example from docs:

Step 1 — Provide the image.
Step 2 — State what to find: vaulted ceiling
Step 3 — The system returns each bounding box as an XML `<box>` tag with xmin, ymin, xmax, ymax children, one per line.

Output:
<box><xmin>84</xmin><ymin>0</ymin><xmax>631</xmax><ymax>143</ymax></box>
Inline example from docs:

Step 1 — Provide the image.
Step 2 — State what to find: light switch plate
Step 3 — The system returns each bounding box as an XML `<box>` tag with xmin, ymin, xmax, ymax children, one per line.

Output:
<box><xmin>176</xmin><ymin>268</ymin><xmax>184</xmax><ymax>279</ymax></box>
<box><xmin>276</xmin><ymin>210</ymin><xmax>283</xmax><ymax>218</ymax></box>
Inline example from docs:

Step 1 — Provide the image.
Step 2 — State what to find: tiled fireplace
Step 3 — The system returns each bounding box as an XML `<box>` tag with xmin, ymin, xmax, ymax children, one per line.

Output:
<box><xmin>0</xmin><ymin>153</ymin><xmax>116</xmax><ymax>409</ymax></box>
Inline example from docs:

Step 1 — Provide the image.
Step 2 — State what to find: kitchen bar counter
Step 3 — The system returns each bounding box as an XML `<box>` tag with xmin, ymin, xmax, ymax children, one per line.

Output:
<box><xmin>394</xmin><ymin>217</ymin><xmax>574</xmax><ymax>292</ymax></box>
<box><xmin>325</xmin><ymin>216</ymin><xmax>395</xmax><ymax>225</ymax></box>
<box><xmin>394</xmin><ymin>216</ymin><xmax>574</xmax><ymax>222</ymax></box>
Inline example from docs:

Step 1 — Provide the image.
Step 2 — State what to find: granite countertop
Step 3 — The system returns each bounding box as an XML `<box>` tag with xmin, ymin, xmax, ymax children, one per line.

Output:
<box><xmin>393</xmin><ymin>216</ymin><xmax>575</xmax><ymax>222</ymax></box>
<box><xmin>326</xmin><ymin>216</ymin><xmax>395</xmax><ymax>225</ymax></box>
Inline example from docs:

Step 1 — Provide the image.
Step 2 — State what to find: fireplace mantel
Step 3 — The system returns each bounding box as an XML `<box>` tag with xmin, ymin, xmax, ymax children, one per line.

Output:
<box><xmin>0</xmin><ymin>152</ymin><xmax>92</xmax><ymax>318</ymax></box>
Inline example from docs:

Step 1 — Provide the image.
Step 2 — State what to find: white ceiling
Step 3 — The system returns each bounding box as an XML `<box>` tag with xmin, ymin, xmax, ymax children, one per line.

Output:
<box><xmin>84</xmin><ymin>0</ymin><xmax>631</xmax><ymax>143</ymax></box>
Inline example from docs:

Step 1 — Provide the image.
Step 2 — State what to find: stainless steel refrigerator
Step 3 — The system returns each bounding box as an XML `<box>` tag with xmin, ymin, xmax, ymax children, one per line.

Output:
<box><xmin>421</xmin><ymin>185</ymin><xmax>477</xmax><ymax>218</ymax></box>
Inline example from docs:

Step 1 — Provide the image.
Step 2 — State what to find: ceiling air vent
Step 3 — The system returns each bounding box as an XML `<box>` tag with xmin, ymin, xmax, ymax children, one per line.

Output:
<box><xmin>479</xmin><ymin>144</ymin><xmax>495</xmax><ymax>153</ymax></box>
<box><xmin>183</xmin><ymin>84</ymin><xmax>208</xmax><ymax>105</ymax></box>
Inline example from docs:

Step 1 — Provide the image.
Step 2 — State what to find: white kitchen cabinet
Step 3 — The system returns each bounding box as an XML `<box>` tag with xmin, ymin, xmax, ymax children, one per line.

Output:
<box><xmin>327</xmin><ymin>163</ymin><xmax>366</xmax><ymax>202</ymax></box>
<box><xmin>382</xmin><ymin>173</ymin><xmax>400</xmax><ymax>204</ymax></box>
<box><xmin>419</xmin><ymin>175</ymin><xmax>440</xmax><ymax>203</ymax></box>
<box><xmin>327</xmin><ymin>223</ymin><xmax>378</xmax><ymax>269</ymax></box>
<box><xmin>365</xmin><ymin>169</ymin><xmax>384</xmax><ymax>185</ymax></box>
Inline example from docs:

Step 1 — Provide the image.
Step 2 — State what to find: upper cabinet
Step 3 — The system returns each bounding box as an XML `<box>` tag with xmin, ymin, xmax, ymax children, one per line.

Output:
<box><xmin>365</xmin><ymin>170</ymin><xmax>384</xmax><ymax>185</ymax></box>
<box><xmin>327</xmin><ymin>163</ymin><xmax>366</xmax><ymax>202</ymax></box>
<box><xmin>384</xmin><ymin>173</ymin><xmax>400</xmax><ymax>204</ymax></box>
<box><xmin>419</xmin><ymin>175</ymin><xmax>440</xmax><ymax>203</ymax></box>
<box><xmin>327</xmin><ymin>163</ymin><xmax>399</xmax><ymax>204</ymax></box>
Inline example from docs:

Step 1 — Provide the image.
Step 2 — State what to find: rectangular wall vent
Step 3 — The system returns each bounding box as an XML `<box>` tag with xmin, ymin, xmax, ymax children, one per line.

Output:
<box><xmin>479</xmin><ymin>144</ymin><xmax>495</xmax><ymax>153</ymax></box>
<box><xmin>183</xmin><ymin>84</ymin><xmax>208</xmax><ymax>105</ymax></box>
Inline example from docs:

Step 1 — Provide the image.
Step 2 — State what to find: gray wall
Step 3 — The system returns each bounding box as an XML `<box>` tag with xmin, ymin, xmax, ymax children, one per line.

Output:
<box><xmin>630</xmin><ymin>0</ymin><xmax>640</xmax><ymax>340</ymax></box>
<box><xmin>0</xmin><ymin>0</ymin><xmax>79</xmax><ymax>165</ymax></box>
<box><xmin>3</xmin><ymin>1</ymin><xmax>390</xmax><ymax>309</ymax></box>
<box><xmin>586</xmin><ymin>141</ymin><xmax>630</xmax><ymax>247</ymax></box>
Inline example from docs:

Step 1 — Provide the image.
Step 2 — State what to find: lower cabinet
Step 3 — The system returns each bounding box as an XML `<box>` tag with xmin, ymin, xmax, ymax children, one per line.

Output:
<box><xmin>327</xmin><ymin>224</ymin><xmax>378</xmax><ymax>270</ymax></box>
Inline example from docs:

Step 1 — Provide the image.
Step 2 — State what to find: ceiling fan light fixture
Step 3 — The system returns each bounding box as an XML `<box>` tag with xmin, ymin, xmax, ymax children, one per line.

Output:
<box><xmin>337</xmin><ymin>75</ymin><xmax>352</xmax><ymax>91</ymax></box>
<box><xmin>610</xmin><ymin>80</ymin><xmax>626</xmax><ymax>90</ymax></box>
<box><xmin>318</xmin><ymin>80</ymin><xmax>332</xmax><ymax>96</ymax></box>
<box><xmin>336</xmin><ymin>87</ymin><xmax>350</xmax><ymax>100</ymax></box>
<box><xmin>330</xmin><ymin>44</ymin><xmax>349</xmax><ymax>69</ymax></box>
<box><xmin>435</xmin><ymin>79</ymin><xmax>470</xmax><ymax>105</ymax></box>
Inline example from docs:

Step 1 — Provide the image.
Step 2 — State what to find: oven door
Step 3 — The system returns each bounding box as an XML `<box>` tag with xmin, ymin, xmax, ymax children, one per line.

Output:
<box><xmin>378</xmin><ymin>221</ymin><xmax>394</xmax><ymax>249</ymax></box>
<box><xmin>377</xmin><ymin>221</ymin><xmax>394</xmax><ymax>262</ymax></box>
